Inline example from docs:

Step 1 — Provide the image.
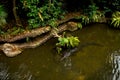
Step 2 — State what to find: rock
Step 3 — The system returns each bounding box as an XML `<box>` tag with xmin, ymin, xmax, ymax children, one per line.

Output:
<box><xmin>2</xmin><ymin>43</ymin><xmax>22</xmax><ymax>57</ymax></box>
<box><xmin>67</xmin><ymin>22</ymin><xmax>78</xmax><ymax>31</ymax></box>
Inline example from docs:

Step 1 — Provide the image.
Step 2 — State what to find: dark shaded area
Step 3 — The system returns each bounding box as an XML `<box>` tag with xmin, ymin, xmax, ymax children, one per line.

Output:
<box><xmin>0</xmin><ymin>0</ymin><xmax>119</xmax><ymax>20</ymax></box>
<box><xmin>0</xmin><ymin>0</ymin><xmax>14</xmax><ymax>19</ymax></box>
<box><xmin>62</xmin><ymin>0</ymin><xmax>90</xmax><ymax>11</ymax></box>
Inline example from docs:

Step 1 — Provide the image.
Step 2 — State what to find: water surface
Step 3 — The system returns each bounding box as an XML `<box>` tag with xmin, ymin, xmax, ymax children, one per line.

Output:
<box><xmin>0</xmin><ymin>23</ymin><xmax>120</xmax><ymax>80</ymax></box>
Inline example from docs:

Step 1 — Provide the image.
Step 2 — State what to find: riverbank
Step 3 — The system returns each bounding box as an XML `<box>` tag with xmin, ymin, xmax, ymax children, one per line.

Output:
<box><xmin>0</xmin><ymin>11</ymin><xmax>110</xmax><ymax>57</ymax></box>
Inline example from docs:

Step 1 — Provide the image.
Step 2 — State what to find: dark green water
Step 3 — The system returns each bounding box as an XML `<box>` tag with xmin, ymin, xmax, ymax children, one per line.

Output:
<box><xmin>0</xmin><ymin>23</ymin><xmax>120</xmax><ymax>80</ymax></box>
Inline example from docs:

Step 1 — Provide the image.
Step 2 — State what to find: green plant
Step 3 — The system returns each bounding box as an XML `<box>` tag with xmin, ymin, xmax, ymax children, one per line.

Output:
<box><xmin>83</xmin><ymin>4</ymin><xmax>105</xmax><ymax>23</ymax></box>
<box><xmin>111</xmin><ymin>11</ymin><xmax>120</xmax><ymax>28</ymax></box>
<box><xmin>7</xmin><ymin>27</ymin><xmax>24</xmax><ymax>35</ymax></box>
<box><xmin>103</xmin><ymin>7</ymin><xmax>112</xmax><ymax>15</ymax></box>
<box><xmin>56</xmin><ymin>35</ymin><xmax>80</xmax><ymax>54</ymax></box>
<box><xmin>77</xmin><ymin>23</ymin><xmax>82</xmax><ymax>29</ymax></box>
<box><xmin>56</xmin><ymin>37</ymin><xmax>69</xmax><ymax>47</ymax></box>
<box><xmin>84</xmin><ymin>4</ymin><xmax>98</xmax><ymax>15</ymax></box>
<box><xmin>20</xmin><ymin>0</ymin><xmax>65</xmax><ymax>29</ymax></box>
<box><xmin>0</xmin><ymin>5</ymin><xmax>7</xmax><ymax>28</ymax></box>
<box><xmin>88</xmin><ymin>4</ymin><xmax>99</xmax><ymax>13</ymax></box>
<box><xmin>67</xmin><ymin>36</ymin><xmax>80</xmax><ymax>48</ymax></box>
<box><xmin>91</xmin><ymin>11</ymin><xmax>104</xmax><ymax>22</ymax></box>
<box><xmin>80</xmin><ymin>15</ymin><xmax>90</xmax><ymax>25</ymax></box>
<box><xmin>110</xmin><ymin>0</ymin><xmax>120</xmax><ymax>11</ymax></box>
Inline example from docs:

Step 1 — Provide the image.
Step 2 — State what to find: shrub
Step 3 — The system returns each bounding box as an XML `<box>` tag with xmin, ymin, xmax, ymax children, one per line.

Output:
<box><xmin>20</xmin><ymin>0</ymin><xmax>65</xmax><ymax>29</ymax></box>
<box><xmin>83</xmin><ymin>4</ymin><xmax>105</xmax><ymax>23</ymax></box>
<box><xmin>80</xmin><ymin>15</ymin><xmax>90</xmax><ymax>25</ymax></box>
<box><xmin>111</xmin><ymin>11</ymin><xmax>120</xmax><ymax>28</ymax></box>
<box><xmin>56</xmin><ymin>35</ymin><xmax>80</xmax><ymax>54</ymax></box>
<box><xmin>0</xmin><ymin>5</ymin><xmax>7</xmax><ymax>28</ymax></box>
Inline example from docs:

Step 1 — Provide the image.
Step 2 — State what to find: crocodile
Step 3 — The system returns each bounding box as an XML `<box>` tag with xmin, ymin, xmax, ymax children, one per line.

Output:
<box><xmin>60</xmin><ymin>42</ymin><xmax>103</xmax><ymax>61</ymax></box>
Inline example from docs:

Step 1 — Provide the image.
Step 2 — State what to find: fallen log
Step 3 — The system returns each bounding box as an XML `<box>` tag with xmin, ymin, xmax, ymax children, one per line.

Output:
<box><xmin>0</xmin><ymin>26</ymin><xmax>51</xmax><ymax>42</ymax></box>
<box><xmin>0</xmin><ymin>12</ymin><xmax>81</xmax><ymax>42</ymax></box>
<box><xmin>0</xmin><ymin>12</ymin><xmax>108</xmax><ymax>57</ymax></box>
<box><xmin>0</xmin><ymin>21</ymin><xmax>78</xmax><ymax>57</ymax></box>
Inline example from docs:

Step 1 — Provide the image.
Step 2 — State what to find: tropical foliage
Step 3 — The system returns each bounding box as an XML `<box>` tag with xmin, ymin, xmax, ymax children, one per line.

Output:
<box><xmin>75</xmin><ymin>4</ymin><xmax>105</xmax><ymax>25</ymax></box>
<box><xmin>80</xmin><ymin>15</ymin><xmax>90</xmax><ymax>25</ymax></box>
<box><xmin>56</xmin><ymin>36</ymin><xmax>80</xmax><ymax>48</ymax></box>
<box><xmin>0</xmin><ymin>0</ymin><xmax>120</xmax><ymax>34</ymax></box>
<box><xmin>77</xmin><ymin>23</ymin><xmax>83</xmax><ymax>29</ymax></box>
<box><xmin>111</xmin><ymin>11</ymin><xmax>120</xmax><ymax>28</ymax></box>
<box><xmin>84</xmin><ymin>4</ymin><xmax>105</xmax><ymax>23</ymax></box>
<box><xmin>20</xmin><ymin>0</ymin><xmax>65</xmax><ymax>29</ymax></box>
<box><xmin>56</xmin><ymin>35</ymin><xmax>80</xmax><ymax>54</ymax></box>
<box><xmin>0</xmin><ymin>5</ymin><xmax>7</xmax><ymax>28</ymax></box>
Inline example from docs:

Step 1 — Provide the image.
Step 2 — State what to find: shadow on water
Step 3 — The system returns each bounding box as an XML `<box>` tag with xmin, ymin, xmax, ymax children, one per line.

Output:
<box><xmin>0</xmin><ymin>23</ymin><xmax>120</xmax><ymax>80</ymax></box>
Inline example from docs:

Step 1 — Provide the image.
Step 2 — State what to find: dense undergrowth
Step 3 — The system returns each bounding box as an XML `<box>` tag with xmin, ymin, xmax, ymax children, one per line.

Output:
<box><xmin>20</xmin><ymin>0</ymin><xmax>65</xmax><ymax>28</ymax></box>
<box><xmin>0</xmin><ymin>0</ymin><xmax>120</xmax><ymax>54</ymax></box>
<box><xmin>0</xmin><ymin>0</ymin><xmax>120</xmax><ymax>32</ymax></box>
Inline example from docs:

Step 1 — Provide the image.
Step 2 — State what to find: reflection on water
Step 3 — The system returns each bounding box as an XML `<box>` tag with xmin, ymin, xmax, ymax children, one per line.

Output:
<box><xmin>0</xmin><ymin>24</ymin><xmax>120</xmax><ymax>80</ymax></box>
<box><xmin>0</xmin><ymin>63</ymin><xmax>34</xmax><ymax>80</ymax></box>
<box><xmin>11</xmin><ymin>63</ymin><xmax>34</xmax><ymax>80</ymax></box>
<box><xmin>61</xmin><ymin>58</ymin><xmax>72</xmax><ymax>70</ymax></box>
<box><xmin>111</xmin><ymin>50</ymin><xmax>120</xmax><ymax>80</ymax></box>
<box><xmin>98</xmin><ymin>50</ymin><xmax>120</xmax><ymax>80</ymax></box>
<box><xmin>0</xmin><ymin>63</ymin><xmax>9</xmax><ymax>80</ymax></box>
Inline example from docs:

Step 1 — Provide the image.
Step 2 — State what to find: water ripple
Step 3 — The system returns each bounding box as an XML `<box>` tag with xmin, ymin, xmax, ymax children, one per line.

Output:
<box><xmin>108</xmin><ymin>50</ymin><xmax>120</xmax><ymax>80</ymax></box>
<box><xmin>0</xmin><ymin>63</ymin><xmax>34</xmax><ymax>80</ymax></box>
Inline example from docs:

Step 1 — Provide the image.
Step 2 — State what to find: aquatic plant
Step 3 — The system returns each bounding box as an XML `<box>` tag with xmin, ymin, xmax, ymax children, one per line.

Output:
<box><xmin>0</xmin><ymin>5</ymin><xmax>7</xmax><ymax>28</ymax></box>
<box><xmin>56</xmin><ymin>36</ymin><xmax>80</xmax><ymax>48</ymax></box>
<box><xmin>56</xmin><ymin>35</ymin><xmax>80</xmax><ymax>54</ymax></box>
<box><xmin>67</xmin><ymin>36</ymin><xmax>80</xmax><ymax>47</ymax></box>
<box><xmin>111</xmin><ymin>11</ymin><xmax>120</xmax><ymax>28</ymax></box>
<box><xmin>56</xmin><ymin>37</ymin><xmax>69</xmax><ymax>47</ymax></box>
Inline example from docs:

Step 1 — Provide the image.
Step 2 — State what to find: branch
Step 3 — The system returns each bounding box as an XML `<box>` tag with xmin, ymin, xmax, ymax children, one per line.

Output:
<box><xmin>0</xmin><ymin>26</ymin><xmax>51</xmax><ymax>42</ymax></box>
<box><xmin>0</xmin><ymin>12</ymin><xmax>81</xmax><ymax>42</ymax></box>
<box><xmin>13</xmin><ymin>0</ymin><xmax>22</xmax><ymax>26</ymax></box>
<box><xmin>0</xmin><ymin>21</ymin><xmax>78</xmax><ymax>57</ymax></box>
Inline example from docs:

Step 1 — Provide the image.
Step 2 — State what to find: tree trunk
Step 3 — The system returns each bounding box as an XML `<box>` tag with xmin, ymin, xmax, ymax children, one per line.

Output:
<box><xmin>13</xmin><ymin>0</ymin><xmax>22</xmax><ymax>26</ymax></box>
